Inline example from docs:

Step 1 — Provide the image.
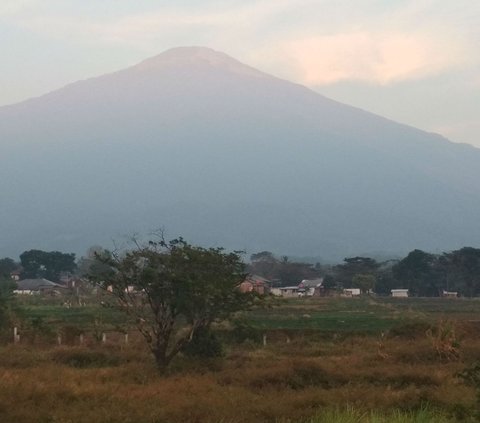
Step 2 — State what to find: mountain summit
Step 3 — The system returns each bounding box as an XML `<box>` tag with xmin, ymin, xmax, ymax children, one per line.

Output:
<box><xmin>133</xmin><ymin>46</ymin><xmax>267</xmax><ymax>78</ymax></box>
<box><xmin>1</xmin><ymin>47</ymin><xmax>479</xmax><ymax>260</ymax></box>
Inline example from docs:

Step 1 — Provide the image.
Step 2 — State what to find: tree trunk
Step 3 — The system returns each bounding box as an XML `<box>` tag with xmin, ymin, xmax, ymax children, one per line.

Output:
<box><xmin>152</xmin><ymin>347</ymin><xmax>171</xmax><ymax>373</ymax></box>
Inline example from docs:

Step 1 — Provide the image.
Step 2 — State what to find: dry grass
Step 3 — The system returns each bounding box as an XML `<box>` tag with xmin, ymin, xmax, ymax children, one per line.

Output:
<box><xmin>0</xmin><ymin>326</ymin><xmax>477</xmax><ymax>423</ymax></box>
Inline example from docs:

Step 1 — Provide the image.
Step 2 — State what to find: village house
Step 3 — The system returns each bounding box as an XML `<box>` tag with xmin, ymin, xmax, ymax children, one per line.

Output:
<box><xmin>276</xmin><ymin>286</ymin><xmax>301</xmax><ymax>297</ymax></box>
<box><xmin>343</xmin><ymin>288</ymin><xmax>361</xmax><ymax>297</ymax></box>
<box><xmin>391</xmin><ymin>289</ymin><xmax>409</xmax><ymax>298</ymax></box>
<box><xmin>270</xmin><ymin>278</ymin><xmax>333</xmax><ymax>298</ymax></box>
<box><xmin>14</xmin><ymin>278</ymin><xmax>67</xmax><ymax>295</ymax></box>
<box><xmin>298</xmin><ymin>278</ymin><xmax>324</xmax><ymax>296</ymax></box>
<box><xmin>442</xmin><ymin>290</ymin><xmax>458</xmax><ymax>298</ymax></box>
<box><xmin>239</xmin><ymin>274</ymin><xmax>271</xmax><ymax>295</ymax></box>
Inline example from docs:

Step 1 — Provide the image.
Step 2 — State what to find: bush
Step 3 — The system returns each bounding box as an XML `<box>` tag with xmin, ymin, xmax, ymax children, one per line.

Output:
<box><xmin>21</xmin><ymin>317</ymin><xmax>56</xmax><ymax>344</ymax></box>
<box><xmin>51</xmin><ymin>347</ymin><xmax>122</xmax><ymax>368</ymax></box>
<box><xmin>182</xmin><ymin>327</ymin><xmax>224</xmax><ymax>358</ymax></box>
<box><xmin>388</xmin><ymin>321</ymin><xmax>431</xmax><ymax>339</ymax></box>
<box><xmin>230</xmin><ymin>319</ymin><xmax>262</xmax><ymax>344</ymax></box>
<box><xmin>426</xmin><ymin>320</ymin><xmax>461</xmax><ymax>361</ymax></box>
<box><xmin>60</xmin><ymin>325</ymin><xmax>84</xmax><ymax>345</ymax></box>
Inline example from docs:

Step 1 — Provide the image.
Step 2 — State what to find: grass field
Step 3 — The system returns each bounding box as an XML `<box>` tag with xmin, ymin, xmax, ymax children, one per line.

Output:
<box><xmin>2</xmin><ymin>296</ymin><xmax>480</xmax><ymax>422</ymax></box>
<box><xmin>19</xmin><ymin>296</ymin><xmax>480</xmax><ymax>333</ymax></box>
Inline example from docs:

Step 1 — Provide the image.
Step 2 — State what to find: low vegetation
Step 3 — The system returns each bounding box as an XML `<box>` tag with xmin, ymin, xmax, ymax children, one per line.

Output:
<box><xmin>3</xmin><ymin>241</ymin><xmax>480</xmax><ymax>421</ymax></box>
<box><xmin>1</xmin><ymin>297</ymin><xmax>480</xmax><ymax>422</ymax></box>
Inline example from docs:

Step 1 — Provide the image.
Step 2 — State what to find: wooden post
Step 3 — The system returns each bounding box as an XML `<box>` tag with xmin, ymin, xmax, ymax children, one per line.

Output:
<box><xmin>102</xmin><ymin>333</ymin><xmax>107</xmax><ymax>344</ymax></box>
<box><xmin>13</xmin><ymin>327</ymin><xmax>20</xmax><ymax>344</ymax></box>
<box><xmin>286</xmin><ymin>335</ymin><xmax>291</xmax><ymax>344</ymax></box>
<box><xmin>124</xmin><ymin>333</ymin><xmax>129</xmax><ymax>344</ymax></box>
<box><xmin>262</xmin><ymin>333</ymin><xmax>267</xmax><ymax>347</ymax></box>
<box><xmin>57</xmin><ymin>335</ymin><xmax>62</xmax><ymax>345</ymax></box>
<box><xmin>79</xmin><ymin>334</ymin><xmax>84</xmax><ymax>345</ymax></box>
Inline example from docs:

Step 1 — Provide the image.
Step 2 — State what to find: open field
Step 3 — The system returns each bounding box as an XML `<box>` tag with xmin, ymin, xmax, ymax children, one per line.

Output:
<box><xmin>18</xmin><ymin>296</ymin><xmax>480</xmax><ymax>333</ymax></box>
<box><xmin>2</xmin><ymin>297</ymin><xmax>480</xmax><ymax>422</ymax></box>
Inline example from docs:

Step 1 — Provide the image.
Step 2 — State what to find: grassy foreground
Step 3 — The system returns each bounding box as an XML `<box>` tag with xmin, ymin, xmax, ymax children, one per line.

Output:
<box><xmin>300</xmin><ymin>407</ymin><xmax>457</xmax><ymax>422</ymax></box>
<box><xmin>2</xmin><ymin>297</ymin><xmax>480</xmax><ymax>422</ymax></box>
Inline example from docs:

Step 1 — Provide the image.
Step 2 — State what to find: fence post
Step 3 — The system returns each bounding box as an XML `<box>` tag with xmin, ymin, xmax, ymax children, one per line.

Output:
<box><xmin>13</xmin><ymin>327</ymin><xmax>20</xmax><ymax>344</ymax></box>
<box><xmin>79</xmin><ymin>334</ymin><xmax>84</xmax><ymax>345</ymax></box>
<box><xmin>102</xmin><ymin>333</ymin><xmax>107</xmax><ymax>344</ymax></box>
<box><xmin>263</xmin><ymin>333</ymin><xmax>267</xmax><ymax>347</ymax></box>
<box><xmin>57</xmin><ymin>335</ymin><xmax>62</xmax><ymax>345</ymax></box>
<box><xmin>124</xmin><ymin>333</ymin><xmax>129</xmax><ymax>345</ymax></box>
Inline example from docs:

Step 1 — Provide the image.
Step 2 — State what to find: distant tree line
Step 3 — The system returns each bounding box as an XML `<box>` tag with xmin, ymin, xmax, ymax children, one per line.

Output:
<box><xmin>1</xmin><ymin>245</ymin><xmax>480</xmax><ymax>297</ymax></box>
<box><xmin>247</xmin><ymin>251</ymin><xmax>322</xmax><ymax>286</ymax></box>
<box><xmin>248</xmin><ymin>247</ymin><xmax>480</xmax><ymax>297</ymax></box>
<box><xmin>0</xmin><ymin>250</ymin><xmax>76</xmax><ymax>283</ymax></box>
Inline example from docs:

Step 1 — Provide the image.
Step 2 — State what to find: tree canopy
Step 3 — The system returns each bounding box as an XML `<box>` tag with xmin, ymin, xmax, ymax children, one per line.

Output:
<box><xmin>334</xmin><ymin>257</ymin><xmax>379</xmax><ymax>288</ymax></box>
<box><xmin>0</xmin><ymin>277</ymin><xmax>16</xmax><ymax>330</ymax></box>
<box><xmin>20</xmin><ymin>249</ymin><xmax>76</xmax><ymax>281</ymax></box>
<box><xmin>0</xmin><ymin>258</ymin><xmax>17</xmax><ymax>279</ymax></box>
<box><xmin>442</xmin><ymin>247</ymin><xmax>480</xmax><ymax>297</ymax></box>
<box><xmin>91</xmin><ymin>238</ymin><xmax>256</xmax><ymax>370</ymax></box>
<box><xmin>392</xmin><ymin>249</ymin><xmax>441</xmax><ymax>296</ymax></box>
<box><xmin>248</xmin><ymin>251</ymin><xmax>321</xmax><ymax>286</ymax></box>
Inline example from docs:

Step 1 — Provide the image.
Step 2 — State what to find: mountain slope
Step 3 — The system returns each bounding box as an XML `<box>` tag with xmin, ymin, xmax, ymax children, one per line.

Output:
<box><xmin>1</xmin><ymin>46</ymin><xmax>479</xmax><ymax>260</ymax></box>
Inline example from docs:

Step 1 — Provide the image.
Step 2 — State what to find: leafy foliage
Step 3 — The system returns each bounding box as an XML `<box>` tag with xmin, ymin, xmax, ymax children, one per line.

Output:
<box><xmin>392</xmin><ymin>250</ymin><xmax>441</xmax><ymax>296</ymax></box>
<box><xmin>20</xmin><ymin>249</ymin><xmax>76</xmax><ymax>281</ymax></box>
<box><xmin>0</xmin><ymin>258</ymin><xmax>17</xmax><ymax>279</ymax></box>
<box><xmin>334</xmin><ymin>257</ymin><xmax>379</xmax><ymax>289</ymax></box>
<box><xmin>182</xmin><ymin>327</ymin><xmax>224</xmax><ymax>358</ymax></box>
<box><xmin>352</xmin><ymin>274</ymin><xmax>376</xmax><ymax>293</ymax></box>
<box><xmin>248</xmin><ymin>251</ymin><xmax>321</xmax><ymax>286</ymax></box>
<box><xmin>0</xmin><ymin>277</ymin><xmax>16</xmax><ymax>330</ymax></box>
<box><xmin>91</xmin><ymin>237</ymin><xmax>256</xmax><ymax>370</ymax></box>
<box><xmin>442</xmin><ymin>247</ymin><xmax>480</xmax><ymax>297</ymax></box>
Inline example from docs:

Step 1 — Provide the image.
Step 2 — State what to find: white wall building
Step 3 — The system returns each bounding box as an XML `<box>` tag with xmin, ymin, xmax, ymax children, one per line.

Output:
<box><xmin>391</xmin><ymin>289</ymin><xmax>409</xmax><ymax>298</ymax></box>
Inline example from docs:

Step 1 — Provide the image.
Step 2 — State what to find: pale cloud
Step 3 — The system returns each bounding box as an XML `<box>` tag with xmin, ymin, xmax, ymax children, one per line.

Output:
<box><xmin>278</xmin><ymin>31</ymin><xmax>468</xmax><ymax>85</ymax></box>
<box><xmin>1</xmin><ymin>0</ymin><xmax>479</xmax><ymax>146</ymax></box>
<box><xmin>472</xmin><ymin>75</ymin><xmax>480</xmax><ymax>89</ymax></box>
<box><xmin>2</xmin><ymin>0</ymin><xmax>479</xmax><ymax>88</ymax></box>
<box><xmin>0</xmin><ymin>0</ymin><xmax>36</xmax><ymax>17</ymax></box>
<box><xmin>13</xmin><ymin>0</ymin><xmax>306</xmax><ymax>46</ymax></box>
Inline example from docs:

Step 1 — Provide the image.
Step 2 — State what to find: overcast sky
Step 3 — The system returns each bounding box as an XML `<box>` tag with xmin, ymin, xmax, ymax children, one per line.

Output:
<box><xmin>1</xmin><ymin>0</ymin><xmax>479</xmax><ymax>146</ymax></box>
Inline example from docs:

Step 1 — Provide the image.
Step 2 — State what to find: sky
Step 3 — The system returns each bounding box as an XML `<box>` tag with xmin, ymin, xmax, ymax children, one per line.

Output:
<box><xmin>1</xmin><ymin>0</ymin><xmax>479</xmax><ymax>147</ymax></box>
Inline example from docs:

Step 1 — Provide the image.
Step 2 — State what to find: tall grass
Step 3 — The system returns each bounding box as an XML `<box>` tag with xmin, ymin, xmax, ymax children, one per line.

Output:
<box><xmin>2</xmin><ymin>297</ymin><xmax>480</xmax><ymax>422</ymax></box>
<box><xmin>299</xmin><ymin>407</ymin><xmax>456</xmax><ymax>422</ymax></box>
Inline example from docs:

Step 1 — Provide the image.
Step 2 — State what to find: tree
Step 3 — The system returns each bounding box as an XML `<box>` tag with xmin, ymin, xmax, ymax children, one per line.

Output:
<box><xmin>335</xmin><ymin>257</ymin><xmax>379</xmax><ymax>288</ymax></box>
<box><xmin>374</xmin><ymin>260</ymin><xmax>398</xmax><ymax>295</ymax></box>
<box><xmin>442</xmin><ymin>247</ymin><xmax>480</xmax><ymax>297</ymax></box>
<box><xmin>352</xmin><ymin>274</ymin><xmax>376</xmax><ymax>293</ymax></box>
<box><xmin>77</xmin><ymin>246</ymin><xmax>112</xmax><ymax>278</ymax></box>
<box><xmin>248</xmin><ymin>251</ymin><xmax>320</xmax><ymax>286</ymax></box>
<box><xmin>392</xmin><ymin>249</ymin><xmax>441</xmax><ymax>296</ymax></box>
<box><xmin>248</xmin><ymin>251</ymin><xmax>278</xmax><ymax>280</ymax></box>
<box><xmin>91</xmin><ymin>238</ymin><xmax>256</xmax><ymax>371</ymax></box>
<box><xmin>0</xmin><ymin>258</ymin><xmax>17</xmax><ymax>279</ymax></box>
<box><xmin>0</xmin><ymin>277</ymin><xmax>16</xmax><ymax>330</ymax></box>
<box><xmin>20</xmin><ymin>249</ymin><xmax>76</xmax><ymax>281</ymax></box>
<box><xmin>275</xmin><ymin>258</ymin><xmax>319</xmax><ymax>286</ymax></box>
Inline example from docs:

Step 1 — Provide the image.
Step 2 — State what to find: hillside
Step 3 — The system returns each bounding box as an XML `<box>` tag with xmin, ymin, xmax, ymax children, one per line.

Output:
<box><xmin>1</xmin><ymin>46</ymin><xmax>479</xmax><ymax>260</ymax></box>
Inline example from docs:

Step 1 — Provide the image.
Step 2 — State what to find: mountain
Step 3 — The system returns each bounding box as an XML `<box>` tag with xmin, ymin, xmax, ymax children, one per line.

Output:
<box><xmin>1</xmin><ymin>46</ymin><xmax>480</xmax><ymax>261</ymax></box>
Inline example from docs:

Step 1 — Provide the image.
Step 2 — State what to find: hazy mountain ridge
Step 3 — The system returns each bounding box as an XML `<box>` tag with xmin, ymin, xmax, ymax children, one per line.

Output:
<box><xmin>1</xmin><ymin>47</ymin><xmax>479</xmax><ymax>260</ymax></box>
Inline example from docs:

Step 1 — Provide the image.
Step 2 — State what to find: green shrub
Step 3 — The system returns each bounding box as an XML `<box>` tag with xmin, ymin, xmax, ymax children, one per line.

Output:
<box><xmin>51</xmin><ymin>347</ymin><xmax>121</xmax><ymax>368</ymax></box>
<box><xmin>230</xmin><ymin>319</ymin><xmax>262</xmax><ymax>344</ymax></box>
<box><xmin>60</xmin><ymin>325</ymin><xmax>84</xmax><ymax>345</ymax></box>
<box><xmin>182</xmin><ymin>327</ymin><xmax>224</xmax><ymax>358</ymax></box>
<box><xmin>388</xmin><ymin>321</ymin><xmax>431</xmax><ymax>339</ymax></box>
